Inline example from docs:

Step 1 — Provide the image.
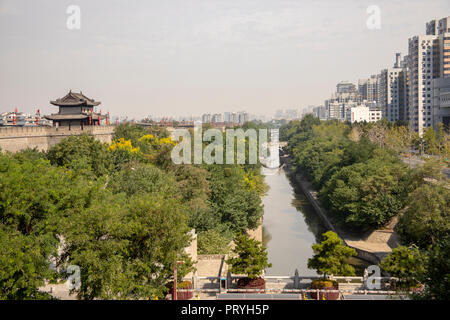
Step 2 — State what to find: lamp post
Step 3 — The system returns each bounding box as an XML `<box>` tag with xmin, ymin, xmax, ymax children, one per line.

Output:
<box><xmin>173</xmin><ymin>261</ymin><xmax>184</xmax><ymax>300</ymax></box>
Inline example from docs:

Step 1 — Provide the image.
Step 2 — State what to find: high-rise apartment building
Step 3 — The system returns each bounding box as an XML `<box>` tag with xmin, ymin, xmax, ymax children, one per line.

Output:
<box><xmin>408</xmin><ymin>17</ymin><xmax>450</xmax><ymax>134</ymax></box>
<box><xmin>407</xmin><ymin>35</ymin><xmax>438</xmax><ymax>134</ymax></box>
<box><xmin>437</xmin><ymin>17</ymin><xmax>450</xmax><ymax>78</ymax></box>
<box><xmin>358</xmin><ymin>74</ymin><xmax>381</xmax><ymax>104</ymax></box>
<box><xmin>428</xmin><ymin>17</ymin><xmax>450</xmax><ymax>78</ymax></box>
<box><xmin>432</xmin><ymin>77</ymin><xmax>450</xmax><ymax>129</ymax></box>
<box><xmin>380</xmin><ymin>53</ymin><xmax>409</xmax><ymax>122</ymax></box>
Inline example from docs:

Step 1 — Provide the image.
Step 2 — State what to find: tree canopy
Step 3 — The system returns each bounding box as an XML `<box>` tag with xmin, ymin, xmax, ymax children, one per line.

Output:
<box><xmin>226</xmin><ymin>234</ymin><xmax>272</xmax><ymax>279</ymax></box>
<box><xmin>307</xmin><ymin>231</ymin><xmax>356</xmax><ymax>277</ymax></box>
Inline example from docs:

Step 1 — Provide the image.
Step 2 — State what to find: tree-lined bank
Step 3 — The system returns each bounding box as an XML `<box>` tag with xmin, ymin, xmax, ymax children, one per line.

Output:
<box><xmin>281</xmin><ymin>116</ymin><xmax>449</xmax><ymax>299</ymax></box>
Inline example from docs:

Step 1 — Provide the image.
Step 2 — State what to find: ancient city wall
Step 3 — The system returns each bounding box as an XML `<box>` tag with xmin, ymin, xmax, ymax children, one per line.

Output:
<box><xmin>0</xmin><ymin>126</ymin><xmax>115</xmax><ymax>153</ymax></box>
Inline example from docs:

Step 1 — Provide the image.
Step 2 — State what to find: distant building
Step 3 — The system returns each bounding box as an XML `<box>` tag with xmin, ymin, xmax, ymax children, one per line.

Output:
<box><xmin>369</xmin><ymin>108</ymin><xmax>383</xmax><ymax>122</ymax></box>
<box><xmin>238</xmin><ymin>112</ymin><xmax>248</xmax><ymax>124</ymax></box>
<box><xmin>358</xmin><ymin>74</ymin><xmax>381</xmax><ymax>104</ymax></box>
<box><xmin>45</xmin><ymin>91</ymin><xmax>105</xmax><ymax>127</ymax></box>
<box><xmin>211</xmin><ymin>113</ymin><xmax>223</xmax><ymax>123</ymax></box>
<box><xmin>346</xmin><ymin>105</ymin><xmax>382</xmax><ymax>123</ymax></box>
<box><xmin>408</xmin><ymin>16</ymin><xmax>450</xmax><ymax>134</ymax></box>
<box><xmin>326</xmin><ymin>101</ymin><xmax>344</xmax><ymax>120</ymax></box>
<box><xmin>336</xmin><ymin>81</ymin><xmax>357</xmax><ymax>94</ymax></box>
<box><xmin>346</xmin><ymin>105</ymin><xmax>370</xmax><ymax>123</ymax></box>
<box><xmin>325</xmin><ymin>81</ymin><xmax>364</xmax><ymax>120</ymax></box>
<box><xmin>0</xmin><ymin>112</ymin><xmax>25</xmax><ymax>126</ymax></box>
<box><xmin>231</xmin><ymin>112</ymin><xmax>238</xmax><ymax>123</ymax></box>
<box><xmin>380</xmin><ymin>53</ymin><xmax>409</xmax><ymax>122</ymax></box>
<box><xmin>273</xmin><ymin>109</ymin><xmax>300</xmax><ymax>120</ymax></box>
<box><xmin>432</xmin><ymin>77</ymin><xmax>450</xmax><ymax>130</ymax></box>
<box><xmin>312</xmin><ymin>106</ymin><xmax>327</xmax><ymax>120</ymax></box>
<box><xmin>201</xmin><ymin>113</ymin><xmax>211</xmax><ymax>123</ymax></box>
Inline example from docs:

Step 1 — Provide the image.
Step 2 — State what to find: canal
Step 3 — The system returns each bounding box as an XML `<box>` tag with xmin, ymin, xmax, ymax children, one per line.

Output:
<box><xmin>262</xmin><ymin>167</ymin><xmax>369</xmax><ymax>276</ymax></box>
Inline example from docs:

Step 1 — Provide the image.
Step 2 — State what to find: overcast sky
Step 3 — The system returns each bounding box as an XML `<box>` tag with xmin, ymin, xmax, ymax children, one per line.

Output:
<box><xmin>1</xmin><ymin>0</ymin><xmax>449</xmax><ymax>119</ymax></box>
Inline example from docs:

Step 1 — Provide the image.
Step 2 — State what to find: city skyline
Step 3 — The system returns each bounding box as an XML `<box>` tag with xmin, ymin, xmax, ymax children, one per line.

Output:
<box><xmin>1</xmin><ymin>0</ymin><xmax>450</xmax><ymax>119</ymax></box>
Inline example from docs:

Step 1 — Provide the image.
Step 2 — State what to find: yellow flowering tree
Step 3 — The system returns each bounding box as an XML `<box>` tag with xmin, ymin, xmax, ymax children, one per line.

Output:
<box><xmin>109</xmin><ymin>138</ymin><xmax>141</xmax><ymax>168</ymax></box>
<box><xmin>137</xmin><ymin>134</ymin><xmax>177</xmax><ymax>168</ymax></box>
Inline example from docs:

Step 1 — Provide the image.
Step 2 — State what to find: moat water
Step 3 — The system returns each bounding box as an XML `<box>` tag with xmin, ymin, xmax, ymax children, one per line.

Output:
<box><xmin>262</xmin><ymin>167</ymin><xmax>369</xmax><ymax>276</ymax></box>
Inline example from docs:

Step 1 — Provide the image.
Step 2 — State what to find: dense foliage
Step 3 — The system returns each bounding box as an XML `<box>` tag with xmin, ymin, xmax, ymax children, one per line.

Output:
<box><xmin>0</xmin><ymin>123</ymin><xmax>267</xmax><ymax>299</ymax></box>
<box><xmin>283</xmin><ymin>115</ymin><xmax>449</xmax><ymax>299</ymax></box>
<box><xmin>226</xmin><ymin>234</ymin><xmax>272</xmax><ymax>279</ymax></box>
<box><xmin>307</xmin><ymin>231</ymin><xmax>356</xmax><ymax>277</ymax></box>
<box><xmin>379</xmin><ymin>245</ymin><xmax>427</xmax><ymax>289</ymax></box>
<box><xmin>282</xmin><ymin>116</ymin><xmax>417</xmax><ymax>231</ymax></box>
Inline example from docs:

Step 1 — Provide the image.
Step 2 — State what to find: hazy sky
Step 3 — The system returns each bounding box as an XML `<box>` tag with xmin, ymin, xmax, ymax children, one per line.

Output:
<box><xmin>1</xmin><ymin>0</ymin><xmax>449</xmax><ymax>119</ymax></box>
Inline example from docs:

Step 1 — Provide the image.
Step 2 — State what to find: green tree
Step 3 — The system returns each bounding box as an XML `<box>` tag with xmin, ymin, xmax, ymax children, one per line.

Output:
<box><xmin>107</xmin><ymin>162</ymin><xmax>177</xmax><ymax>196</ymax></box>
<box><xmin>416</xmin><ymin>236</ymin><xmax>450</xmax><ymax>300</ymax></box>
<box><xmin>226</xmin><ymin>234</ymin><xmax>272</xmax><ymax>279</ymax></box>
<box><xmin>0</xmin><ymin>153</ymin><xmax>92</xmax><ymax>299</ymax></box>
<box><xmin>396</xmin><ymin>183</ymin><xmax>450</xmax><ymax>248</ymax></box>
<box><xmin>46</xmin><ymin>134</ymin><xmax>113</xmax><ymax>177</ymax></box>
<box><xmin>58</xmin><ymin>192</ymin><xmax>193</xmax><ymax>299</ymax></box>
<box><xmin>423</xmin><ymin>127</ymin><xmax>439</xmax><ymax>155</ymax></box>
<box><xmin>0</xmin><ymin>228</ymin><xmax>54</xmax><ymax>299</ymax></box>
<box><xmin>307</xmin><ymin>231</ymin><xmax>356</xmax><ymax>277</ymax></box>
<box><xmin>198</xmin><ymin>229</ymin><xmax>232</xmax><ymax>254</ymax></box>
<box><xmin>319</xmin><ymin>153</ymin><xmax>410</xmax><ymax>229</ymax></box>
<box><xmin>380</xmin><ymin>245</ymin><xmax>427</xmax><ymax>289</ymax></box>
<box><xmin>207</xmin><ymin>165</ymin><xmax>263</xmax><ymax>233</ymax></box>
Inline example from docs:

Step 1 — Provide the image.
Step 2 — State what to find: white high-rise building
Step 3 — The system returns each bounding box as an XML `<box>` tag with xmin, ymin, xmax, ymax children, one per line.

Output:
<box><xmin>408</xmin><ymin>17</ymin><xmax>450</xmax><ymax>134</ymax></box>
<box><xmin>407</xmin><ymin>35</ymin><xmax>437</xmax><ymax>134</ymax></box>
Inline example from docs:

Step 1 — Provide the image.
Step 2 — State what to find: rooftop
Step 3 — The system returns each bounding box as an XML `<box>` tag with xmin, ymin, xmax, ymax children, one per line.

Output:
<box><xmin>50</xmin><ymin>91</ymin><xmax>101</xmax><ymax>107</ymax></box>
